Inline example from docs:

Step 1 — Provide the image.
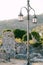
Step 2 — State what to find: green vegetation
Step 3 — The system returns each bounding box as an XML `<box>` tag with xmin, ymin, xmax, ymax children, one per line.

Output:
<box><xmin>3</xmin><ymin>29</ymin><xmax>11</xmax><ymax>33</ymax></box>
<box><xmin>13</xmin><ymin>29</ymin><xmax>42</xmax><ymax>48</ymax></box>
<box><xmin>0</xmin><ymin>28</ymin><xmax>43</xmax><ymax>48</ymax></box>
<box><xmin>32</xmin><ymin>42</ymin><xmax>42</xmax><ymax>48</ymax></box>
<box><xmin>13</xmin><ymin>29</ymin><xmax>26</xmax><ymax>39</ymax></box>
<box><xmin>22</xmin><ymin>33</ymin><xmax>32</xmax><ymax>41</ymax></box>
<box><xmin>31</xmin><ymin>31</ymin><xmax>40</xmax><ymax>42</ymax></box>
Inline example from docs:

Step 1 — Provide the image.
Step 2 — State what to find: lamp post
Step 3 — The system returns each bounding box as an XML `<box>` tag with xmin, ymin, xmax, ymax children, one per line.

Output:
<box><xmin>18</xmin><ymin>0</ymin><xmax>37</xmax><ymax>65</ymax></box>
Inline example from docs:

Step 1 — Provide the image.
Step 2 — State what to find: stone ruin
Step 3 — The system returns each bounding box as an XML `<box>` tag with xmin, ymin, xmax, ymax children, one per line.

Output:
<box><xmin>1</xmin><ymin>30</ymin><xmax>16</xmax><ymax>58</ymax></box>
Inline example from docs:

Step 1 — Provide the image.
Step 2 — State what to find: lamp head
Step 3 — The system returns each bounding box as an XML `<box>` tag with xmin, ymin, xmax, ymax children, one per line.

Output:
<box><xmin>18</xmin><ymin>12</ymin><xmax>23</xmax><ymax>22</ymax></box>
<box><xmin>32</xmin><ymin>15</ymin><xmax>37</xmax><ymax>23</ymax></box>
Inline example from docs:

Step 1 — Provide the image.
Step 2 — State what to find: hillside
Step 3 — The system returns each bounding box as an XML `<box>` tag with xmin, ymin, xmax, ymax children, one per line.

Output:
<box><xmin>0</xmin><ymin>14</ymin><xmax>43</xmax><ymax>36</ymax></box>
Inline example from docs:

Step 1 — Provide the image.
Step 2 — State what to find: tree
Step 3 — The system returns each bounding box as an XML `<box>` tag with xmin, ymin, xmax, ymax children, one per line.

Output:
<box><xmin>32</xmin><ymin>42</ymin><xmax>42</xmax><ymax>48</ymax></box>
<box><xmin>31</xmin><ymin>31</ymin><xmax>40</xmax><ymax>42</ymax></box>
<box><xmin>3</xmin><ymin>29</ymin><xmax>11</xmax><ymax>33</ymax></box>
<box><xmin>22</xmin><ymin>33</ymin><xmax>32</xmax><ymax>41</ymax></box>
<box><xmin>31</xmin><ymin>31</ymin><xmax>42</xmax><ymax>48</ymax></box>
<box><xmin>13</xmin><ymin>29</ymin><xmax>26</xmax><ymax>39</ymax></box>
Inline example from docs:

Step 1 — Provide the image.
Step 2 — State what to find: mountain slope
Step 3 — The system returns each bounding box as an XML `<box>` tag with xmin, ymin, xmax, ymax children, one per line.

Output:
<box><xmin>0</xmin><ymin>14</ymin><xmax>43</xmax><ymax>36</ymax></box>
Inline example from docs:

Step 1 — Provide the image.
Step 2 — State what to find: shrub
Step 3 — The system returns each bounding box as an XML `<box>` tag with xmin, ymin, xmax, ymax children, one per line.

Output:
<box><xmin>22</xmin><ymin>33</ymin><xmax>32</xmax><ymax>41</ymax></box>
<box><xmin>13</xmin><ymin>29</ymin><xmax>26</xmax><ymax>39</ymax></box>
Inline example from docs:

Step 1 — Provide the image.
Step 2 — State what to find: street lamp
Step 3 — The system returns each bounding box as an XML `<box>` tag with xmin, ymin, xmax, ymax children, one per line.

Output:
<box><xmin>18</xmin><ymin>0</ymin><xmax>37</xmax><ymax>65</ymax></box>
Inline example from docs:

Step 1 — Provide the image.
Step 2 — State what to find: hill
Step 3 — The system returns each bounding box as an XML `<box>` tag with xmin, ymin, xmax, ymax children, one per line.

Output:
<box><xmin>0</xmin><ymin>14</ymin><xmax>43</xmax><ymax>36</ymax></box>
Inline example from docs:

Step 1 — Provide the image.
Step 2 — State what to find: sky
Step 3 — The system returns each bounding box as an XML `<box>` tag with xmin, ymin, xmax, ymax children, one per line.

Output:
<box><xmin>0</xmin><ymin>0</ymin><xmax>43</xmax><ymax>20</ymax></box>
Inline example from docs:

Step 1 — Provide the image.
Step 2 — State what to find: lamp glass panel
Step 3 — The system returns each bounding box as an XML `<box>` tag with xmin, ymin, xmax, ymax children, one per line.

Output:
<box><xmin>32</xmin><ymin>18</ymin><xmax>37</xmax><ymax>23</ymax></box>
<box><xmin>18</xmin><ymin>16</ymin><xmax>23</xmax><ymax>21</ymax></box>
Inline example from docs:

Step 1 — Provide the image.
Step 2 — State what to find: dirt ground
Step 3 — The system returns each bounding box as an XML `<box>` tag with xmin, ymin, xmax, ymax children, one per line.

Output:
<box><xmin>0</xmin><ymin>59</ymin><xmax>43</xmax><ymax>65</ymax></box>
<box><xmin>0</xmin><ymin>59</ymin><xmax>27</xmax><ymax>65</ymax></box>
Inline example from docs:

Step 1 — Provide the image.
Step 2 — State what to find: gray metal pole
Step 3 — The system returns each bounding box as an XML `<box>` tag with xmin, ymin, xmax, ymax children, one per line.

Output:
<box><xmin>27</xmin><ymin>0</ymin><xmax>30</xmax><ymax>65</ymax></box>
<box><xmin>18</xmin><ymin>0</ymin><xmax>37</xmax><ymax>65</ymax></box>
